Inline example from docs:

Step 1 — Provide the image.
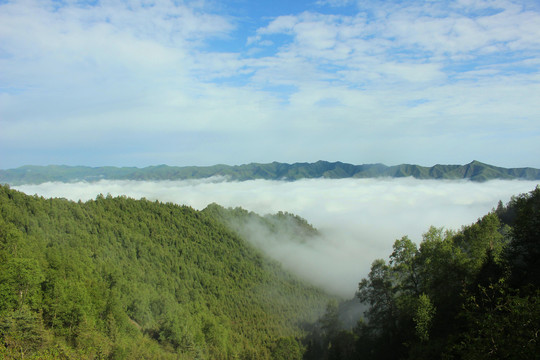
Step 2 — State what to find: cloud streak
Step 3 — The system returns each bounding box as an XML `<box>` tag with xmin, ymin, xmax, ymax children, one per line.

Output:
<box><xmin>14</xmin><ymin>178</ymin><xmax>540</xmax><ymax>296</ymax></box>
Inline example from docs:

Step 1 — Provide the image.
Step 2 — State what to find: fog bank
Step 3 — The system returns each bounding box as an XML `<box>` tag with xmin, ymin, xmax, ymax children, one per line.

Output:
<box><xmin>14</xmin><ymin>178</ymin><xmax>539</xmax><ymax>297</ymax></box>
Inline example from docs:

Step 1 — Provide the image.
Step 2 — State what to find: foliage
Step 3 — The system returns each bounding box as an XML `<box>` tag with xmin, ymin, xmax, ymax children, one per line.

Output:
<box><xmin>271</xmin><ymin>336</ymin><xmax>304</xmax><ymax>360</ymax></box>
<box><xmin>504</xmin><ymin>186</ymin><xmax>540</xmax><ymax>289</ymax></box>
<box><xmin>203</xmin><ymin>203</ymin><xmax>320</xmax><ymax>245</ymax></box>
<box><xmin>302</xmin><ymin>187</ymin><xmax>540</xmax><ymax>359</ymax></box>
<box><xmin>454</xmin><ymin>281</ymin><xmax>540</xmax><ymax>359</ymax></box>
<box><xmin>413</xmin><ymin>294</ymin><xmax>435</xmax><ymax>342</ymax></box>
<box><xmin>0</xmin><ymin>185</ymin><xmax>331</xmax><ymax>358</ymax></box>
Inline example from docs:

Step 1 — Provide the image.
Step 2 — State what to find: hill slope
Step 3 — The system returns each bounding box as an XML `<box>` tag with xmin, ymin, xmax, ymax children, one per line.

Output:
<box><xmin>0</xmin><ymin>185</ymin><xmax>332</xmax><ymax>359</ymax></box>
<box><xmin>2</xmin><ymin>160</ymin><xmax>540</xmax><ymax>185</ymax></box>
<box><xmin>301</xmin><ymin>187</ymin><xmax>540</xmax><ymax>360</ymax></box>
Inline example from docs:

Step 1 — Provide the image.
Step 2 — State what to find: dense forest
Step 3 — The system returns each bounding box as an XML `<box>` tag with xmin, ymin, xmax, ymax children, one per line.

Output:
<box><xmin>1</xmin><ymin>183</ymin><xmax>539</xmax><ymax>359</ymax></box>
<box><xmin>2</xmin><ymin>160</ymin><xmax>540</xmax><ymax>185</ymax></box>
<box><xmin>0</xmin><ymin>184</ymin><xmax>332</xmax><ymax>359</ymax></box>
<box><xmin>303</xmin><ymin>187</ymin><xmax>540</xmax><ymax>359</ymax></box>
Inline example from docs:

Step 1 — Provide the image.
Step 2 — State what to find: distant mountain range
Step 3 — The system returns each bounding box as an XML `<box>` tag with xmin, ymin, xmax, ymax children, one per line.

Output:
<box><xmin>2</xmin><ymin>160</ymin><xmax>540</xmax><ymax>185</ymax></box>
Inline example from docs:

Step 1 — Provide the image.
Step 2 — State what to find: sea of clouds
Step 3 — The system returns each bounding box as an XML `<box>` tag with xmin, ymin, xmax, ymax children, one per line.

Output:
<box><xmin>14</xmin><ymin>178</ymin><xmax>539</xmax><ymax>297</ymax></box>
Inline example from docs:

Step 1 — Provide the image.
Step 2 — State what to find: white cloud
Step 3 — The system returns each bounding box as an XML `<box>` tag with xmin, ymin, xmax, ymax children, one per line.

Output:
<box><xmin>14</xmin><ymin>178</ymin><xmax>540</xmax><ymax>297</ymax></box>
<box><xmin>382</xmin><ymin>5</ymin><xmax>540</xmax><ymax>56</ymax></box>
<box><xmin>0</xmin><ymin>0</ymin><xmax>233</xmax><ymax>116</ymax></box>
<box><xmin>258</xmin><ymin>15</ymin><xmax>298</xmax><ymax>35</ymax></box>
<box><xmin>1</xmin><ymin>0</ymin><xmax>539</xmax><ymax>169</ymax></box>
<box><xmin>316</xmin><ymin>0</ymin><xmax>355</xmax><ymax>7</ymax></box>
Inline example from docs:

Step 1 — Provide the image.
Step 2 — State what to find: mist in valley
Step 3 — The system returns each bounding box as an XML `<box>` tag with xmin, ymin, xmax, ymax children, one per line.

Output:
<box><xmin>15</xmin><ymin>178</ymin><xmax>539</xmax><ymax>297</ymax></box>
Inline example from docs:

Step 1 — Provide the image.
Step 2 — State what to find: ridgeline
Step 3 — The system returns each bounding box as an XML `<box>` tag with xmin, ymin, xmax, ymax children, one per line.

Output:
<box><xmin>2</xmin><ymin>160</ymin><xmax>540</xmax><ymax>185</ymax></box>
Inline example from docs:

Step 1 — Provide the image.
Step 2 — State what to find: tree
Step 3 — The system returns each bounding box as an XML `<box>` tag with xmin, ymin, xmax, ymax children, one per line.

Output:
<box><xmin>356</xmin><ymin>259</ymin><xmax>406</xmax><ymax>359</ymax></box>
<box><xmin>413</xmin><ymin>294</ymin><xmax>435</xmax><ymax>342</ymax></box>
<box><xmin>390</xmin><ymin>236</ymin><xmax>420</xmax><ymax>296</ymax></box>
<box><xmin>506</xmin><ymin>186</ymin><xmax>540</xmax><ymax>289</ymax></box>
<box><xmin>455</xmin><ymin>282</ymin><xmax>540</xmax><ymax>359</ymax></box>
<box><xmin>453</xmin><ymin>213</ymin><xmax>505</xmax><ymax>273</ymax></box>
<box><xmin>0</xmin><ymin>258</ymin><xmax>44</xmax><ymax>312</ymax></box>
<box><xmin>271</xmin><ymin>337</ymin><xmax>303</xmax><ymax>360</ymax></box>
<box><xmin>0</xmin><ymin>306</ymin><xmax>47</xmax><ymax>358</ymax></box>
<box><xmin>319</xmin><ymin>301</ymin><xmax>341</xmax><ymax>341</ymax></box>
<box><xmin>0</xmin><ymin>220</ymin><xmax>23</xmax><ymax>262</ymax></box>
<box><xmin>357</xmin><ymin>260</ymin><xmax>397</xmax><ymax>334</ymax></box>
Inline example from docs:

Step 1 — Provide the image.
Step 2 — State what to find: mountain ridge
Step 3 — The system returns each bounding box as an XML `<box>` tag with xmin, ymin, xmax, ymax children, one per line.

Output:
<box><xmin>2</xmin><ymin>160</ymin><xmax>540</xmax><ymax>185</ymax></box>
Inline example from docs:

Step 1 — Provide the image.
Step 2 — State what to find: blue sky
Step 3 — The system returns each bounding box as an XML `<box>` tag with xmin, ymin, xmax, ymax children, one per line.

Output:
<box><xmin>1</xmin><ymin>0</ymin><xmax>539</xmax><ymax>168</ymax></box>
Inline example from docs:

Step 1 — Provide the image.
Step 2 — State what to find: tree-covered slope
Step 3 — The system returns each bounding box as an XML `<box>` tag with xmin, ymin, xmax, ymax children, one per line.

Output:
<box><xmin>2</xmin><ymin>160</ymin><xmax>539</xmax><ymax>185</ymax></box>
<box><xmin>202</xmin><ymin>204</ymin><xmax>320</xmax><ymax>245</ymax></box>
<box><xmin>303</xmin><ymin>187</ymin><xmax>540</xmax><ymax>360</ymax></box>
<box><xmin>0</xmin><ymin>185</ymin><xmax>332</xmax><ymax>359</ymax></box>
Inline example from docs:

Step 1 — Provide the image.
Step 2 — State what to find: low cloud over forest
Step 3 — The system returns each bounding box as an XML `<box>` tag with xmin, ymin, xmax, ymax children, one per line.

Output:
<box><xmin>15</xmin><ymin>178</ymin><xmax>539</xmax><ymax>296</ymax></box>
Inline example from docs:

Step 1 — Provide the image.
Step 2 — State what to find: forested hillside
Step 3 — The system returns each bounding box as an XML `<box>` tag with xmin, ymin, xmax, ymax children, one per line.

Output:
<box><xmin>0</xmin><ymin>185</ymin><xmax>332</xmax><ymax>359</ymax></box>
<box><xmin>2</xmin><ymin>182</ymin><xmax>539</xmax><ymax>359</ymax></box>
<box><xmin>2</xmin><ymin>160</ymin><xmax>540</xmax><ymax>185</ymax></box>
<box><xmin>202</xmin><ymin>204</ymin><xmax>320</xmax><ymax>245</ymax></box>
<box><xmin>303</xmin><ymin>187</ymin><xmax>540</xmax><ymax>359</ymax></box>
